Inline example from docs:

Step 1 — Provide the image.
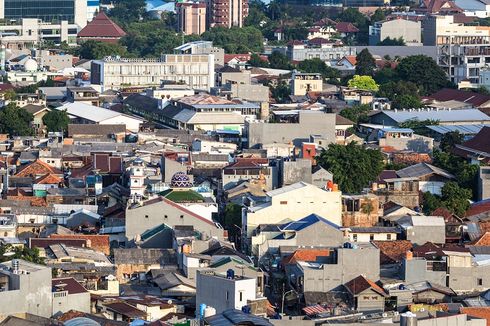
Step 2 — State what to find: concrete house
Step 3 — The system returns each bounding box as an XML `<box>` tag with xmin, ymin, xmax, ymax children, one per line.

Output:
<box><xmin>396</xmin><ymin>163</ymin><xmax>455</xmax><ymax>195</ymax></box>
<box><xmin>242</xmin><ymin>182</ymin><xmax>342</xmax><ymax>252</ymax></box>
<box><xmin>251</xmin><ymin>213</ymin><xmax>345</xmax><ymax>259</ymax></box>
<box><xmin>52</xmin><ymin>277</ymin><xmax>91</xmax><ymax>316</ymax></box>
<box><xmin>284</xmin><ymin>244</ymin><xmax>380</xmax><ymax>297</ymax></box>
<box><xmin>125</xmin><ymin>196</ymin><xmax>225</xmax><ymax>242</ymax></box>
<box><xmin>345</xmin><ymin>275</ymin><xmax>387</xmax><ymax>312</ymax></box>
<box><xmin>369</xmin><ymin>19</ymin><xmax>422</xmax><ymax>46</ymax></box>
<box><xmin>398</xmin><ymin>215</ymin><xmax>446</xmax><ymax>245</ymax></box>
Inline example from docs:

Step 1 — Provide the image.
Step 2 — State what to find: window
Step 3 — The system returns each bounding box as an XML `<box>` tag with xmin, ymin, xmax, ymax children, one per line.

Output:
<box><xmin>52</xmin><ymin>218</ymin><xmax>58</xmax><ymax>224</ymax></box>
<box><xmin>164</xmin><ymin>215</ymin><xmax>168</xmax><ymax>219</ymax></box>
<box><xmin>280</xmin><ymin>201</ymin><xmax>287</xmax><ymax>205</ymax></box>
<box><xmin>180</xmin><ymin>215</ymin><xmax>184</xmax><ymax>218</ymax></box>
<box><xmin>353</xmin><ymin>234</ymin><xmax>358</xmax><ymax>242</ymax></box>
<box><xmin>226</xmin><ymin>291</ymin><xmax>229</xmax><ymax>301</ymax></box>
<box><xmin>370</xmin><ymin>234</ymin><xmax>374</xmax><ymax>241</ymax></box>
<box><xmin>3</xmin><ymin>232</ymin><xmax>7</xmax><ymax>237</ymax></box>
<box><xmin>239</xmin><ymin>291</ymin><xmax>243</xmax><ymax>302</ymax></box>
<box><xmin>145</xmin><ymin>215</ymin><xmax>149</xmax><ymax>219</ymax></box>
<box><xmin>478</xmin><ymin>278</ymin><xmax>483</xmax><ymax>286</ymax></box>
<box><xmin>387</xmin><ymin>234</ymin><xmax>392</xmax><ymax>240</ymax></box>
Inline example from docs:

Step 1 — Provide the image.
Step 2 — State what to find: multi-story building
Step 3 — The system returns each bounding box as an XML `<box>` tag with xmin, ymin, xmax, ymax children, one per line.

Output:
<box><xmin>91</xmin><ymin>54</ymin><xmax>215</xmax><ymax>91</ymax></box>
<box><xmin>0</xmin><ymin>0</ymin><xmax>92</xmax><ymax>48</ymax></box>
<box><xmin>291</xmin><ymin>71</ymin><xmax>323</xmax><ymax>96</ymax></box>
<box><xmin>175</xmin><ymin>41</ymin><xmax>225</xmax><ymax>66</ymax></box>
<box><xmin>369</xmin><ymin>19</ymin><xmax>422</xmax><ymax>46</ymax></box>
<box><xmin>424</xmin><ymin>15</ymin><xmax>490</xmax><ymax>86</ymax></box>
<box><xmin>176</xmin><ymin>2</ymin><xmax>207</xmax><ymax>36</ymax></box>
<box><xmin>282</xmin><ymin>39</ymin><xmax>355</xmax><ymax>62</ymax></box>
<box><xmin>206</xmin><ymin>0</ymin><xmax>248</xmax><ymax>28</ymax></box>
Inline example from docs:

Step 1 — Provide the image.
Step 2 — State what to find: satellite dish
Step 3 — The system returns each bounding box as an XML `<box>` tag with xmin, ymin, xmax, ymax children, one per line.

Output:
<box><xmin>167</xmin><ymin>300</ymin><xmax>173</xmax><ymax>305</ymax></box>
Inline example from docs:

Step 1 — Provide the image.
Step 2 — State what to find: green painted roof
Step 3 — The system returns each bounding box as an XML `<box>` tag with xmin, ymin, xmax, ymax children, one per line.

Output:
<box><xmin>141</xmin><ymin>223</ymin><xmax>169</xmax><ymax>241</ymax></box>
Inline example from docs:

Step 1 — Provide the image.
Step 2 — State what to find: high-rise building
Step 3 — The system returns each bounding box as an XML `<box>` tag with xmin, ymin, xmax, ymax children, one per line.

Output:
<box><xmin>0</xmin><ymin>0</ymin><xmax>89</xmax><ymax>28</ymax></box>
<box><xmin>176</xmin><ymin>1</ymin><xmax>207</xmax><ymax>35</ymax></box>
<box><xmin>206</xmin><ymin>0</ymin><xmax>248</xmax><ymax>28</ymax></box>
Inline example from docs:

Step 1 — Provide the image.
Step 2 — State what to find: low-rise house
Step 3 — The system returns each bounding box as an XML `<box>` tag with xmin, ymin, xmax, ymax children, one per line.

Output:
<box><xmin>345</xmin><ymin>226</ymin><xmax>400</xmax><ymax>242</ymax></box>
<box><xmin>404</xmin><ymin>281</ymin><xmax>456</xmax><ymax>304</ymax></box>
<box><xmin>149</xmin><ymin>270</ymin><xmax>196</xmax><ymax>299</ymax></box>
<box><xmin>363</xmin><ymin>125</ymin><xmax>434</xmax><ymax>153</ymax></box>
<box><xmin>344</xmin><ymin>275</ymin><xmax>387</xmax><ymax>312</ymax></box>
<box><xmin>242</xmin><ymin>182</ymin><xmax>342</xmax><ymax>253</ymax></box>
<box><xmin>222</xmin><ymin>158</ymin><xmax>278</xmax><ymax>191</ymax></box>
<box><xmin>52</xmin><ymin>277</ymin><xmax>91</xmax><ymax>317</ymax></box>
<box><xmin>22</xmin><ymin>104</ymin><xmax>50</xmax><ymax>135</ymax></box>
<box><xmin>113</xmin><ymin>248</ymin><xmax>177</xmax><ymax>282</ymax></box>
<box><xmin>369</xmin><ymin>109</ymin><xmax>490</xmax><ymax>127</ymax></box>
<box><xmin>373</xmin><ymin>177</ymin><xmax>420</xmax><ymax>209</ymax></box>
<box><xmin>342</xmin><ymin>194</ymin><xmax>381</xmax><ymax>227</ymax></box>
<box><xmin>68</xmin><ymin>124</ymin><xmax>126</xmax><ymax>143</ymax></box>
<box><xmin>396</xmin><ymin>163</ymin><xmax>455</xmax><ymax>195</ymax></box>
<box><xmin>196</xmin><ymin>269</ymin><xmax>257</xmax><ymax>314</ymax></box>
<box><xmin>251</xmin><ymin>213</ymin><xmax>344</xmax><ymax>259</ymax></box>
<box><xmin>398</xmin><ymin>215</ymin><xmax>446</xmax><ymax>245</ymax></box>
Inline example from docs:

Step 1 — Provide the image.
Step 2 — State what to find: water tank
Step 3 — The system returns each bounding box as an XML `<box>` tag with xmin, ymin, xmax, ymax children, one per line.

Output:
<box><xmin>11</xmin><ymin>259</ymin><xmax>19</xmax><ymax>272</ymax></box>
<box><xmin>199</xmin><ymin>303</ymin><xmax>206</xmax><ymax>318</ymax></box>
<box><xmin>226</xmin><ymin>269</ymin><xmax>235</xmax><ymax>279</ymax></box>
<box><xmin>23</xmin><ymin>58</ymin><xmax>38</xmax><ymax>72</ymax></box>
<box><xmin>400</xmin><ymin>312</ymin><xmax>417</xmax><ymax>326</ymax></box>
<box><xmin>182</xmin><ymin>244</ymin><xmax>191</xmax><ymax>254</ymax></box>
<box><xmin>242</xmin><ymin>306</ymin><xmax>251</xmax><ymax>314</ymax></box>
<box><xmin>343</xmin><ymin>242</ymin><xmax>352</xmax><ymax>249</ymax></box>
<box><xmin>204</xmin><ymin>306</ymin><xmax>216</xmax><ymax>317</ymax></box>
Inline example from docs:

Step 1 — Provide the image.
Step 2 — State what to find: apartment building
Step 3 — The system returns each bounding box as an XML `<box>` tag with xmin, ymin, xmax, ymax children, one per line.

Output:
<box><xmin>369</xmin><ymin>19</ymin><xmax>422</xmax><ymax>46</ymax></box>
<box><xmin>176</xmin><ymin>2</ymin><xmax>207</xmax><ymax>36</ymax></box>
<box><xmin>205</xmin><ymin>0</ymin><xmax>248</xmax><ymax>28</ymax></box>
<box><xmin>424</xmin><ymin>15</ymin><xmax>490</xmax><ymax>86</ymax></box>
<box><xmin>283</xmin><ymin>39</ymin><xmax>355</xmax><ymax>62</ymax></box>
<box><xmin>91</xmin><ymin>54</ymin><xmax>215</xmax><ymax>91</ymax></box>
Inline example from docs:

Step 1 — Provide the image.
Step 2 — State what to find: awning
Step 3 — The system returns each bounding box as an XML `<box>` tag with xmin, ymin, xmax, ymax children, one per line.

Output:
<box><xmin>302</xmin><ymin>304</ymin><xmax>327</xmax><ymax>316</ymax></box>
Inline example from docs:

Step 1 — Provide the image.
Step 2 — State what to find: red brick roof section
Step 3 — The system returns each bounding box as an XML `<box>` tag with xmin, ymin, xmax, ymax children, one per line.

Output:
<box><xmin>77</xmin><ymin>11</ymin><xmax>126</xmax><ymax>38</ymax></box>
<box><xmin>372</xmin><ymin>240</ymin><xmax>413</xmax><ymax>265</ymax></box>
<box><xmin>52</xmin><ymin>277</ymin><xmax>88</xmax><ymax>294</ymax></box>
<box><xmin>282</xmin><ymin>248</ymin><xmax>331</xmax><ymax>265</ymax></box>
<box><xmin>16</xmin><ymin>159</ymin><xmax>62</xmax><ymax>177</ymax></box>
<box><xmin>49</xmin><ymin>234</ymin><xmax>110</xmax><ymax>255</ymax></box>
<box><xmin>461</xmin><ymin>307</ymin><xmax>490</xmax><ymax>326</ymax></box>
<box><xmin>344</xmin><ymin>275</ymin><xmax>387</xmax><ymax>297</ymax></box>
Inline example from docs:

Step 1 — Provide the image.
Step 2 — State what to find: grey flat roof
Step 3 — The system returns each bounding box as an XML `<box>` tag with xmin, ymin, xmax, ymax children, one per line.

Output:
<box><xmin>374</xmin><ymin>109</ymin><xmax>490</xmax><ymax>123</ymax></box>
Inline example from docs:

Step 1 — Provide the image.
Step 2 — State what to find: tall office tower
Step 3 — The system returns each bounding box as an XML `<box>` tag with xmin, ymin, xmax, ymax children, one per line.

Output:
<box><xmin>0</xmin><ymin>0</ymin><xmax>88</xmax><ymax>28</ymax></box>
<box><xmin>206</xmin><ymin>0</ymin><xmax>248</xmax><ymax>28</ymax></box>
<box><xmin>176</xmin><ymin>2</ymin><xmax>207</xmax><ymax>35</ymax></box>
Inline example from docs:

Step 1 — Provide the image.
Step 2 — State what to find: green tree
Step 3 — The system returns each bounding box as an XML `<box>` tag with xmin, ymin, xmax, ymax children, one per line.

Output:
<box><xmin>355</xmin><ymin>49</ymin><xmax>376</xmax><ymax>76</ymax></box>
<box><xmin>440</xmin><ymin>131</ymin><xmax>464</xmax><ymax>152</ymax></box>
<box><xmin>347</xmin><ymin>75</ymin><xmax>379</xmax><ymax>91</ymax></box>
<box><xmin>339</xmin><ymin>104</ymin><xmax>371</xmax><ymax>124</ymax></box>
<box><xmin>0</xmin><ymin>245</ymin><xmax>45</xmax><ymax>264</ymax></box>
<box><xmin>398</xmin><ymin>119</ymin><xmax>439</xmax><ymax>136</ymax></box>
<box><xmin>268</xmin><ymin>51</ymin><xmax>293</xmax><ymax>70</ymax></box>
<box><xmin>79</xmin><ymin>40</ymin><xmax>127</xmax><ymax>60</ymax></box>
<box><xmin>222</xmin><ymin>203</ymin><xmax>242</xmax><ymax>245</ymax></box>
<box><xmin>202</xmin><ymin>26</ymin><xmax>264</xmax><ymax>53</ymax></box>
<box><xmin>3</xmin><ymin>89</ymin><xmax>16</xmax><ymax>101</ymax></box>
<box><xmin>0</xmin><ymin>103</ymin><xmax>34</xmax><ymax>136</ymax></box>
<box><xmin>432</xmin><ymin>149</ymin><xmax>478</xmax><ymax>197</ymax></box>
<box><xmin>378</xmin><ymin>37</ymin><xmax>406</xmax><ymax>46</ymax></box>
<box><xmin>270</xmin><ymin>80</ymin><xmax>291</xmax><ymax>103</ymax></box>
<box><xmin>378</xmin><ymin>80</ymin><xmax>419</xmax><ymax>100</ymax></box>
<box><xmin>297</xmin><ymin>58</ymin><xmax>341</xmax><ymax>79</ymax></box>
<box><xmin>392</xmin><ymin>95</ymin><xmax>422</xmax><ymax>109</ymax></box>
<box><xmin>370</xmin><ymin>8</ymin><xmax>386</xmax><ymax>23</ymax></box>
<box><xmin>42</xmin><ymin>109</ymin><xmax>70</xmax><ymax>133</ymax></box>
<box><xmin>121</xmin><ymin>21</ymin><xmax>182</xmax><ymax>57</ymax></box>
<box><xmin>248</xmin><ymin>53</ymin><xmax>269</xmax><ymax>68</ymax></box>
<box><xmin>245</xmin><ymin>0</ymin><xmax>269</xmax><ymax>27</ymax></box>
<box><xmin>339</xmin><ymin>8</ymin><xmax>369</xmax><ymax>27</ymax></box>
<box><xmin>317</xmin><ymin>142</ymin><xmax>384</xmax><ymax>193</ymax></box>
<box><xmin>108</xmin><ymin>0</ymin><xmax>146</xmax><ymax>26</ymax></box>
<box><xmin>396</xmin><ymin>55</ymin><xmax>450</xmax><ymax>95</ymax></box>
<box><xmin>441</xmin><ymin>182</ymin><xmax>472</xmax><ymax>216</ymax></box>
<box><xmin>422</xmin><ymin>191</ymin><xmax>443</xmax><ymax>215</ymax></box>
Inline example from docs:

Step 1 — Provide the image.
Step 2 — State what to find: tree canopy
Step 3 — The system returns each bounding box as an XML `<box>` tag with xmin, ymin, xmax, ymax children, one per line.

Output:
<box><xmin>0</xmin><ymin>245</ymin><xmax>44</xmax><ymax>265</ymax></box>
<box><xmin>339</xmin><ymin>104</ymin><xmax>371</xmax><ymax>124</ymax></box>
<box><xmin>396</xmin><ymin>55</ymin><xmax>449</xmax><ymax>95</ymax></box>
<box><xmin>42</xmin><ymin>110</ymin><xmax>70</xmax><ymax>133</ymax></box>
<box><xmin>347</xmin><ymin>75</ymin><xmax>379</xmax><ymax>91</ymax></box>
<box><xmin>0</xmin><ymin>103</ymin><xmax>34</xmax><ymax>136</ymax></box>
<box><xmin>378</xmin><ymin>37</ymin><xmax>406</xmax><ymax>46</ymax></box>
<box><xmin>202</xmin><ymin>26</ymin><xmax>264</xmax><ymax>53</ymax></box>
<box><xmin>355</xmin><ymin>49</ymin><xmax>376</xmax><ymax>76</ymax></box>
<box><xmin>297</xmin><ymin>58</ymin><xmax>341</xmax><ymax>79</ymax></box>
<box><xmin>79</xmin><ymin>40</ymin><xmax>127</xmax><ymax>60</ymax></box>
<box><xmin>317</xmin><ymin>142</ymin><xmax>384</xmax><ymax>193</ymax></box>
<box><xmin>108</xmin><ymin>0</ymin><xmax>147</xmax><ymax>26</ymax></box>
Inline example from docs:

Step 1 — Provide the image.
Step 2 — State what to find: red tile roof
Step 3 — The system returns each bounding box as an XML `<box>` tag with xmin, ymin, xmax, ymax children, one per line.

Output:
<box><xmin>34</xmin><ymin>173</ymin><xmax>63</xmax><ymax>185</ymax></box>
<box><xmin>466</xmin><ymin>198</ymin><xmax>490</xmax><ymax>218</ymax></box>
<box><xmin>282</xmin><ymin>248</ymin><xmax>331</xmax><ymax>265</ymax></box>
<box><xmin>16</xmin><ymin>159</ymin><xmax>62</xmax><ymax>177</ymax></box>
<box><xmin>52</xmin><ymin>277</ymin><xmax>88</xmax><ymax>294</ymax></box>
<box><xmin>428</xmin><ymin>88</ymin><xmax>490</xmax><ymax>108</ymax></box>
<box><xmin>373</xmin><ymin>240</ymin><xmax>413</xmax><ymax>265</ymax></box>
<box><xmin>344</xmin><ymin>275</ymin><xmax>387</xmax><ymax>297</ymax></box>
<box><xmin>30</xmin><ymin>238</ymin><xmax>87</xmax><ymax>249</ymax></box>
<box><xmin>336</xmin><ymin>22</ymin><xmax>359</xmax><ymax>33</ymax></box>
<box><xmin>77</xmin><ymin>11</ymin><xmax>126</xmax><ymax>39</ymax></box>
<box><xmin>49</xmin><ymin>234</ymin><xmax>110</xmax><ymax>255</ymax></box>
<box><xmin>342</xmin><ymin>55</ymin><xmax>357</xmax><ymax>66</ymax></box>
<box><xmin>224</xmin><ymin>54</ymin><xmax>252</xmax><ymax>64</ymax></box>
<box><xmin>472</xmin><ymin>232</ymin><xmax>490</xmax><ymax>246</ymax></box>
<box><xmin>461</xmin><ymin>307</ymin><xmax>490</xmax><ymax>326</ymax></box>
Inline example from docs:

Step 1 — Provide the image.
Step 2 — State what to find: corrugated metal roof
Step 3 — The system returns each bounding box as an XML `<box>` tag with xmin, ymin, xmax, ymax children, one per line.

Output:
<box><xmin>376</xmin><ymin>109</ymin><xmax>490</xmax><ymax>123</ymax></box>
<box><xmin>427</xmin><ymin>124</ymin><xmax>490</xmax><ymax>135</ymax></box>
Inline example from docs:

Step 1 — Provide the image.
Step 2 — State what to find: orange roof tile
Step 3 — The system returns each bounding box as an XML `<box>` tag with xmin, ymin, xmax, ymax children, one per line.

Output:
<box><xmin>345</xmin><ymin>275</ymin><xmax>387</xmax><ymax>297</ymax></box>
<box><xmin>472</xmin><ymin>232</ymin><xmax>490</xmax><ymax>246</ymax></box>
<box><xmin>461</xmin><ymin>307</ymin><xmax>490</xmax><ymax>326</ymax></box>
<box><xmin>373</xmin><ymin>240</ymin><xmax>413</xmax><ymax>265</ymax></box>
<box><xmin>16</xmin><ymin>159</ymin><xmax>62</xmax><ymax>177</ymax></box>
<box><xmin>34</xmin><ymin>173</ymin><xmax>64</xmax><ymax>185</ymax></box>
<box><xmin>282</xmin><ymin>248</ymin><xmax>331</xmax><ymax>265</ymax></box>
